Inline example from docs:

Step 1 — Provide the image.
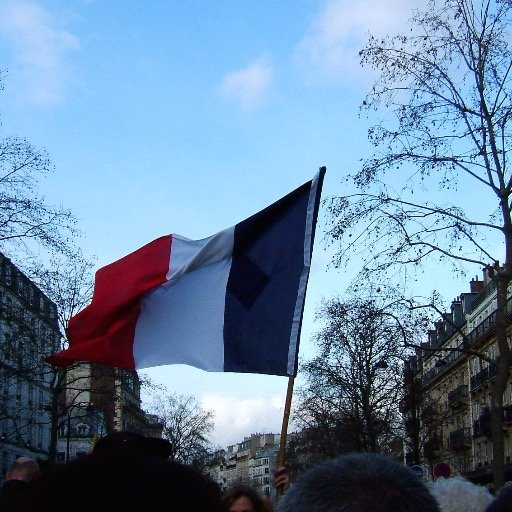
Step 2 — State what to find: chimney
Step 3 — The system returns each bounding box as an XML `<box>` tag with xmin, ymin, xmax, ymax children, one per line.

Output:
<box><xmin>451</xmin><ymin>297</ymin><xmax>463</xmax><ymax>325</ymax></box>
<box><xmin>470</xmin><ymin>276</ymin><xmax>484</xmax><ymax>293</ymax></box>
<box><xmin>482</xmin><ymin>263</ymin><xmax>499</xmax><ymax>285</ymax></box>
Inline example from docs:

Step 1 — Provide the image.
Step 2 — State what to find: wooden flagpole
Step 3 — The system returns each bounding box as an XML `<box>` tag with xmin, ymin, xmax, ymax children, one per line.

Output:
<box><xmin>276</xmin><ymin>374</ymin><xmax>295</xmax><ymax>500</ymax></box>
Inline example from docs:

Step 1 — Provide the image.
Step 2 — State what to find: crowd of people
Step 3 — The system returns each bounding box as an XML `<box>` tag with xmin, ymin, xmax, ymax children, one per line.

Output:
<box><xmin>0</xmin><ymin>432</ymin><xmax>510</xmax><ymax>512</ymax></box>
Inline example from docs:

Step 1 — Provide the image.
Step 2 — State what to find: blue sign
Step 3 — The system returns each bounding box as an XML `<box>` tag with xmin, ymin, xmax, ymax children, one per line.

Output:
<box><xmin>410</xmin><ymin>465</ymin><xmax>424</xmax><ymax>478</ymax></box>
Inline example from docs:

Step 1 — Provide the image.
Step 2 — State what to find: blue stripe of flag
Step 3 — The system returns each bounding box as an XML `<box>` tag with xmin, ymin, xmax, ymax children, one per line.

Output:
<box><xmin>224</xmin><ymin>168</ymin><xmax>325</xmax><ymax>376</ymax></box>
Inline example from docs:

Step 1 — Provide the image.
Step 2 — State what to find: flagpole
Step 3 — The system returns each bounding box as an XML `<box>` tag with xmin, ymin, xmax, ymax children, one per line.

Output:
<box><xmin>276</xmin><ymin>374</ymin><xmax>294</xmax><ymax>500</ymax></box>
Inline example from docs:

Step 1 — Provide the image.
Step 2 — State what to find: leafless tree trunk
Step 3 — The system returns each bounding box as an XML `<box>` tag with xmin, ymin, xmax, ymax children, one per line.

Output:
<box><xmin>326</xmin><ymin>0</ymin><xmax>512</xmax><ymax>488</ymax></box>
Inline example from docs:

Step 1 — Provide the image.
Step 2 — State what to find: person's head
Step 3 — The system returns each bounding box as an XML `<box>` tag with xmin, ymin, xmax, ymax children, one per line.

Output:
<box><xmin>222</xmin><ymin>485</ymin><xmax>267</xmax><ymax>512</ymax></box>
<box><xmin>429</xmin><ymin>476</ymin><xmax>494</xmax><ymax>512</ymax></box>
<box><xmin>277</xmin><ymin>453</ymin><xmax>440</xmax><ymax>512</ymax></box>
<box><xmin>32</xmin><ymin>452</ymin><xmax>222</xmax><ymax>512</ymax></box>
<box><xmin>92</xmin><ymin>431</ymin><xmax>173</xmax><ymax>459</ymax></box>
<box><xmin>485</xmin><ymin>485</ymin><xmax>512</xmax><ymax>512</ymax></box>
<box><xmin>6</xmin><ymin>457</ymin><xmax>40</xmax><ymax>483</ymax></box>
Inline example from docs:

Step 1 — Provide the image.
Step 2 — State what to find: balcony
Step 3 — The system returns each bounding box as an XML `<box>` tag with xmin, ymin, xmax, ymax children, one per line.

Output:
<box><xmin>421</xmin><ymin>348</ymin><xmax>465</xmax><ymax>386</ymax></box>
<box><xmin>465</xmin><ymin>294</ymin><xmax>512</xmax><ymax>351</ymax></box>
<box><xmin>473</xmin><ymin>409</ymin><xmax>492</xmax><ymax>437</ymax></box>
<box><xmin>465</xmin><ymin>311</ymin><xmax>497</xmax><ymax>350</ymax></box>
<box><xmin>504</xmin><ymin>405</ymin><xmax>512</xmax><ymax>424</ymax></box>
<box><xmin>473</xmin><ymin>405</ymin><xmax>512</xmax><ymax>435</ymax></box>
<box><xmin>470</xmin><ymin>365</ymin><xmax>497</xmax><ymax>393</ymax></box>
<box><xmin>449</xmin><ymin>427</ymin><xmax>471</xmax><ymax>450</ymax></box>
<box><xmin>421</xmin><ymin>404</ymin><xmax>439</xmax><ymax>425</ymax></box>
<box><xmin>421</xmin><ymin>295</ymin><xmax>512</xmax><ymax>389</ymax></box>
<box><xmin>448</xmin><ymin>385</ymin><xmax>468</xmax><ymax>408</ymax></box>
<box><xmin>423</xmin><ymin>435</ymin><xmax>442</xmax><ymax>460</ymax></box>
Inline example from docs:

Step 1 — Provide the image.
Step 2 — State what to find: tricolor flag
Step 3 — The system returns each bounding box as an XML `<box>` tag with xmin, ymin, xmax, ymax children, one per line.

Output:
<box><xmin>47</xmin><ymin>168</ymin><xmax>325</xmax><ymax>377</ymax></box>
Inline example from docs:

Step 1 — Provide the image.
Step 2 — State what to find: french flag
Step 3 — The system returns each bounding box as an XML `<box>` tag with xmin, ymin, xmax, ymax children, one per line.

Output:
<box><xmin>46</xmin><ymin>169</ymin><xmax>325</xmax><ymax>377</ymax></box>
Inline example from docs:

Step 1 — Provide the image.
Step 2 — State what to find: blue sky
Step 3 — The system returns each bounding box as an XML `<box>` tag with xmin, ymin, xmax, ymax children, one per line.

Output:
<box><xmin>0</xmin><ymin>0</ymin><xmax>478</xmax><ymax>446</ymax></box>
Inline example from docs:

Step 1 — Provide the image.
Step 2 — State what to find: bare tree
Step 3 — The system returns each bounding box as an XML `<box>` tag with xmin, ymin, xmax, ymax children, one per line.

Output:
<box><xmin>326</xmin><ymin>0</ymin><xmax>511</xmax><ymax>488</ymax></box>
<box><xmin>0</xmin><ymin>253</ymin><xmax>62</xmax><ymax>459</ymax></box>
<box><xmin>31</xmin><ymin>251</ymin><xmax>97</xmax><ymax>462</ymax></box>
<box><xmin>0</xmin><ymin>250</ymin><xmax>96</xmax><ymax>462</ymax></box>
<box><xmin>28</xmin><ymin>251</ymin><xmax>95</xmax><ymax>338</ymax></box>
<box><xmin>0</xmin><ymin>72</ymin><xmax>95</xmax><ymax>462</ymax></box>
<box><xmin>149</xmin><ymin>392</ymin><xmax>214</xmax><ymax>467</ymax></box>
<box><xmin>294</xmin><ymin>296</ymin><xmax>413</xmax><ymax>465</ymax></box>
<box><xmin>0</xmin><ymin>78</ymin><xmax>77</xmax><ymax>261</ymax></box>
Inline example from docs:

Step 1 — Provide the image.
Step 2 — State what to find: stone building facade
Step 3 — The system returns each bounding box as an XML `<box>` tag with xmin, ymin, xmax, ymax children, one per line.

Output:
<box><xmin>208</xmin><ymin>433</ymin><xmax>280</xmax><ymax>497</ymax></box>
<box><xmin>57</xmin><ymin>363</ymin><xmax>163</xmax><ymax>461</ymax></box>
<box><xmin>403</xmin><ymin>270</ymin><xmax>512</xmax><ymax>483</ymax></box>
<box><xmin>0</xmin><ymin>252</ymin><xmax>61</xmax><ymax>475</ymax></box>
<box><xmin>0</xmin><ymin>251</ymin><xmax>163</xmax><ymax>473</ymax></box>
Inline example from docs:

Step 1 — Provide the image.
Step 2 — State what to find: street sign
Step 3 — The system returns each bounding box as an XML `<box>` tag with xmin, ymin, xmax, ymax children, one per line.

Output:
<box><xmin>410</xmin><ymin>465</ymin><xmax>424</xmax><ymax>478</ymax></box>
<box><xmin>432</xmin><ymin>462</ymin><xmax>451</xmax><ymax>479</ymax></box>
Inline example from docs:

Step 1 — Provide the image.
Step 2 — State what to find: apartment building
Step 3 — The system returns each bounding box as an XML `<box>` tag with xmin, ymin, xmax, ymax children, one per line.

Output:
<box><xmin>58</xmin><ymin>363</ymin><xmax>163</xmax><ymax>460</ymax></box>
<box><xmin>0</xmin><ymin>252</ymin><xmax>61</xmax><ymax>475</ymax></box>
<box><xmin>0</xmin><ymin>252</ymin><xmax>164</xmax><ymax>470</ymax></box>
<box><xmin>248</xmin><ymin>447</ymin><xmax>276</xmax><ymax>497</ymax></box>
<box><xmin>208</xmin><ymin>433</ymin><xmax>280</xmax><ymax>497</ymax></box>
<box><xmin>403</xmin><ymin>270</ymin><xmax>512</xmax><ymax>484</ymax></box>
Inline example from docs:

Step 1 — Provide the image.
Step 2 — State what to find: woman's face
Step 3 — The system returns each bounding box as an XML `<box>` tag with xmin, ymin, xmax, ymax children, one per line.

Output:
<box><xmin>229</xmin><ymin>496</ymin><xmax>255</xmax><ymax>512</ymax></box>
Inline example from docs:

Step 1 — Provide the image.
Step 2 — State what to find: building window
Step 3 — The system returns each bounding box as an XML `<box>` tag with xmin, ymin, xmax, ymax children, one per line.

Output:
<box><xmin>77</xmin><ymin>423</ymin><xmax>89</xmax><ymax>436</ymax></box>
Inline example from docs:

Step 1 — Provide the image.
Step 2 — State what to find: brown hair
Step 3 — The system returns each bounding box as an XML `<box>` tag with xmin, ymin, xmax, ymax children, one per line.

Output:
<box><xmin>222</xmin><ymin>485</ymin><xmax>268</xmax><ymax>512</ymax></box>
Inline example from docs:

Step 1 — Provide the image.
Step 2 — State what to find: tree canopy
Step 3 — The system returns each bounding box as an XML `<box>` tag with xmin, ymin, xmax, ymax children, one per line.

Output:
<box><xmin>327</xmin><ymin>0</ymin><xmax>511</xmax><ymax>279</ymax></box>
<box><xmin>0</xmin><ymin>136</ymin><xmax>77</xmax><ymax>262</ymax></box>
<box><xmin>293</xmin><ymin>295</ymin><xmax>415</xmax><ymax>467</ymax></box>
<box><xmin>326</xmin><ymin>0</ymin><xmax>512</xmax><ymax>489</ymax></box>
<box><xmin>149</xmin><ymin>392</ymin><xmax>215</xmax><ymax>468</ymax></box>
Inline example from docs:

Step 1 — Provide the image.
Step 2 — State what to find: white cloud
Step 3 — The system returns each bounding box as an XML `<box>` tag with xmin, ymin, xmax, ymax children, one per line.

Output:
<box><xmin>202</xmin><ymin>392</ymin><xmax>285</xmax><ymax>447</ymax></box>
<box><xmin>0</xmin><ymin>0</ymin><xmax>79</xmax><ymax>104</ymax></box>
<box><xmin>221</xmin><ymin>56</ymin><xmax>273</xmax><ymax>112</ymax></box>
<box><xmin>294</xmin><ymin>0</ymin><xmax>423</xmax><ymax>84</ymax></box>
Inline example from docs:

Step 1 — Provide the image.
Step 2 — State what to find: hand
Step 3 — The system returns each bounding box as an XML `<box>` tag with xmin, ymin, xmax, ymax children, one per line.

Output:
<box><xmin>274</xmin><ymin>466</ymin><xmax>289</xmax><ymax>490</ymax></box>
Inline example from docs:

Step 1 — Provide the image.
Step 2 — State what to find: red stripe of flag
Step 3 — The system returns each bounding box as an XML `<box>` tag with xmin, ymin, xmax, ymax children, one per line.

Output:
<box><xmin>47</xmin><ymin>235</ymin><xmax>172</xmax><ymax>369</ymax></box>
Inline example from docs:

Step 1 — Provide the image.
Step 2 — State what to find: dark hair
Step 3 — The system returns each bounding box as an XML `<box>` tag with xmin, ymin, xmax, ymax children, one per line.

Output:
<box><xmin>92</xmin><ymin>431</ymin><xmax>173</xmax><ymax>459</ymax></box>
<box><xmin>484</xmin><ymin>485</ymin><xmax>512</xmax><ymax>512</ymax></box>
<box><xmin>277</xmin><ymin>453</ymin><xmax>440</xmax><ymax>512</ymax></box>
<box><xmin>32</xmin><ymin>453</ymin><xmax>222</xmax><ymax>512</ymax></box>
<box><xmin>222</xmin><ymin>485</ymin><xmax>267</xmax><ymax>512</ymax></box>
<box><xmin>6</xmin><ymin>457</ymin><xmax>40</xmax><ymax>482</ymax></box>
